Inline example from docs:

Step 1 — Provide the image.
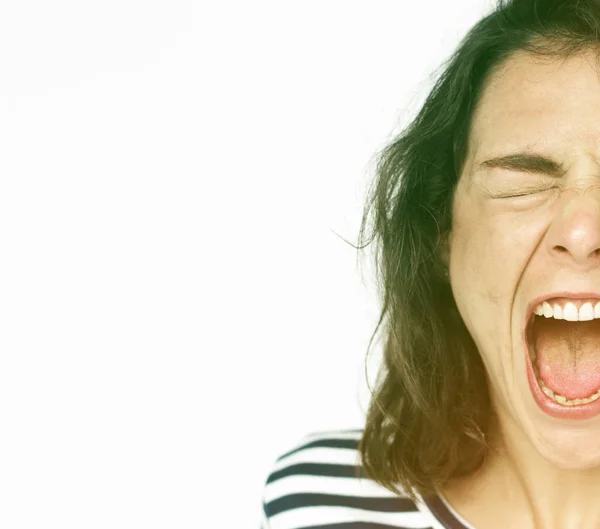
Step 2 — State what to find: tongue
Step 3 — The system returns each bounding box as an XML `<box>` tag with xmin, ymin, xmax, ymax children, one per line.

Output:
<box><xmin>533</xmin><ymin>318</ymin><xmax>600</xmax><ymax>399</ymax></box>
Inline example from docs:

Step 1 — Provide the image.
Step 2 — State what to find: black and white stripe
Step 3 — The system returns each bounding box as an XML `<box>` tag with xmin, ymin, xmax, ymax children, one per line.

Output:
<box><xmin>260</xmin><ymin>429</ymin><xmax>475</xmax><ymax>529</ymax></box>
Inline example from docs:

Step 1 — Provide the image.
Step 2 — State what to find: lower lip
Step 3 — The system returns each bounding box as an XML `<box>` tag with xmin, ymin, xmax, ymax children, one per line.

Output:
<box><xmin>524</xmin><ymin>328</ymin><xmax>600</xmax><ymax>420</ymax></box>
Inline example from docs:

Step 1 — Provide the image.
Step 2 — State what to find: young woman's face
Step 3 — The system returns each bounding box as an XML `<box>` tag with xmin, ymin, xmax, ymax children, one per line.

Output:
<box><xmin>449</xmin><ymin>50</ymin><xmax>600</xmax><ymax>467</ymax></box>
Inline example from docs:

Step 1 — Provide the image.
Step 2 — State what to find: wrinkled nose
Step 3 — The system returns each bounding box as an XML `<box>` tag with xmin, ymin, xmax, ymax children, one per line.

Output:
<box><xmin>547</xmin><ymin>189</ymin><xmax>600</xmax><ymax>268</ymax></box>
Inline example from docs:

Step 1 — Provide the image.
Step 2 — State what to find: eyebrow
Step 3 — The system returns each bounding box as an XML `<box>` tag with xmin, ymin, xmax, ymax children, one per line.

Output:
<box><xmin>476</xmin><ymin>152</ymin><xmax>566</xmax><ymax>176</ymax></box>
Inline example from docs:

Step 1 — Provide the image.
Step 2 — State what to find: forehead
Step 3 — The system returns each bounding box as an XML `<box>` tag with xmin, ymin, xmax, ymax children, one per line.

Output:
<box><xmin>468</xmin><ymin>50</ymin><xmax>600</xmax><ymax>166</ymax></box>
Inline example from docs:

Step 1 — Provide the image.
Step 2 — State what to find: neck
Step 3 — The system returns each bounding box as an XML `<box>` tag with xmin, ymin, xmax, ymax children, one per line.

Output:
<box><xmin>442</xmin><ymin>411</ymin><xmax>600</xmax><ymax>529</ymax></box>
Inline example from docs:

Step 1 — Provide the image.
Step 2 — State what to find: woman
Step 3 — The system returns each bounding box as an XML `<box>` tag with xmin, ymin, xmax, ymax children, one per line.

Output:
<box><xmin>261</xmin><ymin>1</ymin><xmax>600</xmax><ymax>527</ymax></box>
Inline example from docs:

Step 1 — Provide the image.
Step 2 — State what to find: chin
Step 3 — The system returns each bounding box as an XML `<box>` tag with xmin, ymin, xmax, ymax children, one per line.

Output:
<box><xmin>530</xmin><ymin>424</ymin><xmax>600</xmax><ymax>470</ymax></box>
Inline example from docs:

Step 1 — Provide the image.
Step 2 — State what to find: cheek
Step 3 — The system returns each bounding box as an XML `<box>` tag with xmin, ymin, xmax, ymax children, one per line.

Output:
<box><xmin>451</xmin><ymin>204</ymin><xmax>534</xmax><ymax>300</ymax></box>
<box><xmin>449</xmin><ymin>210</ymin><xmax>530</xmax><ymax>365</ymax></box>
<box><xmin>450</xmin><ymin>210</ymin><xmax>507</xmax><ymax>302</ymax></box>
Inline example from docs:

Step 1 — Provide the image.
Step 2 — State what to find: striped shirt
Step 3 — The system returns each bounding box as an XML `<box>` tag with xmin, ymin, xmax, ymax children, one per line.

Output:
<box><xmin>260</xmin><ymin>429</ymin><xmax>475</xmax><ymax>529</ymax></box>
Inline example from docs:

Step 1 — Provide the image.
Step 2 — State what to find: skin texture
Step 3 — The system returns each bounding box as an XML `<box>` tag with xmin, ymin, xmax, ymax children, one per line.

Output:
<box><xmin>443</xmin><ymin>50</ymin><xmax>600</xmax><ymax>529</ymax></box>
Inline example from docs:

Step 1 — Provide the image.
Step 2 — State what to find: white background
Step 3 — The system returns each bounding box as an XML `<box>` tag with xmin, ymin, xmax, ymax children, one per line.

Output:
<box><xmin>0</xmin><ymin>1</ymin><xmax>494</xmax><ymax>527</ymax></box>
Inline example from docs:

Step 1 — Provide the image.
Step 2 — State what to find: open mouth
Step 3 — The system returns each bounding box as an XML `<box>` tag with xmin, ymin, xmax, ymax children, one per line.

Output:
<box><xmin>526</xmin><ymin>309</ymin><xmax>600</xmax><ymax>408</ymax></box>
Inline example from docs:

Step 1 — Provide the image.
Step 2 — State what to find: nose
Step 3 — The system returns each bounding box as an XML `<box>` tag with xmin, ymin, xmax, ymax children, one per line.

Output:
<box><xmin>547</xmin><ymin>188</ymin><xmax>600</xmax><ymax>269</ymax></box>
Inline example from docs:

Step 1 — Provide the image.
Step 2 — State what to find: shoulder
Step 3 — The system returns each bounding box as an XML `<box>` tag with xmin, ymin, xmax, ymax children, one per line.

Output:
<box><xmin>260</xmin><ymin>428</ymin><xmax>427</xmax><ymax>529</ymax></box>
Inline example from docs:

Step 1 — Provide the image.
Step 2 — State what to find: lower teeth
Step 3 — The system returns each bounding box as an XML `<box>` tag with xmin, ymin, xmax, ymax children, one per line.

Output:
<box><xmin>534</xmin><ymin>363</ymin><xmax>600</xmax><ymax>406</ymax></box>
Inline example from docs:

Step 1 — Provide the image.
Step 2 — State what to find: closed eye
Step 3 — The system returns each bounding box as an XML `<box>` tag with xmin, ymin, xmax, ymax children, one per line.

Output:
<box><xmin>496</xmin><ymin>185</ymin><xmax>556</xmax><ymax>199</ymax></box>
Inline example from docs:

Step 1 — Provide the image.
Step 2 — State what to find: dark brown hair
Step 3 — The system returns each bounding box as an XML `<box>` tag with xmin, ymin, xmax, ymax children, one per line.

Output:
<box><xmin>356</xmin><ymin>0</ymin><xmax>600</xmax><ymax>502</ymax></box>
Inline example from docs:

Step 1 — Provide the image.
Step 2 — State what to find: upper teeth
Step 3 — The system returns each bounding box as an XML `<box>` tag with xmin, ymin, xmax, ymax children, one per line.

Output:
<box><xmin>534</xmin><ymin>301</ymin><xmax>600</xmax><ymax>321</ymax></box>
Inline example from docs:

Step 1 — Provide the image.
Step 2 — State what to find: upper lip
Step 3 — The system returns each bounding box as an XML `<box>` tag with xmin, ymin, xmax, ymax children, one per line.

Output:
<box><xmin>525</xmin><ymin>291</ymin><xmax>600</xmax><ymax>325</ymax></box>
